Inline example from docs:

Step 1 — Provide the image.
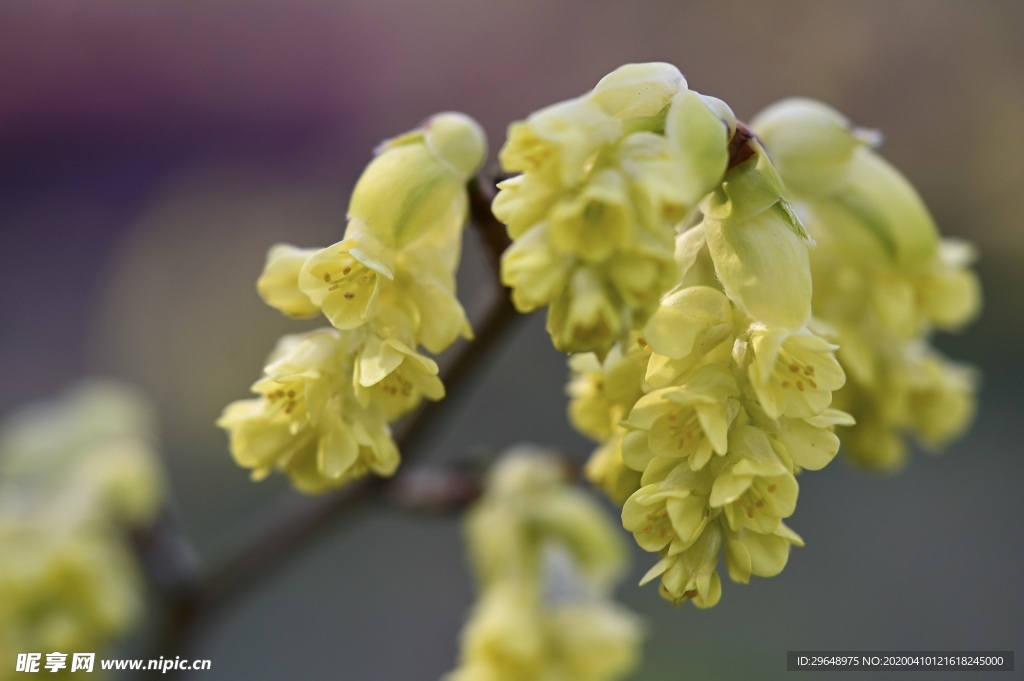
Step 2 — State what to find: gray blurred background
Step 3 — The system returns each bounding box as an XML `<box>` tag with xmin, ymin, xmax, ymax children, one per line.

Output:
<box><xmin>1</xmin><ymin>0</ymin><xmax>1021</xmax><ymax>679</ymax></box>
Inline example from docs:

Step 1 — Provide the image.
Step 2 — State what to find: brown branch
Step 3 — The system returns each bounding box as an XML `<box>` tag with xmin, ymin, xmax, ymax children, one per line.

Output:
<box><xmin>140</xmin><ymin>172</ymin><xmax>518</xmax><ymax>663</ymax></box>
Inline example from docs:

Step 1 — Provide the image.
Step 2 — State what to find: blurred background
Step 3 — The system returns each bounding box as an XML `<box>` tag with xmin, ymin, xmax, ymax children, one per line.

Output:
<box><xmin>1</xmin><ymin>0</ymin><xmax>1022</xmax><ymax>679</ymax></box>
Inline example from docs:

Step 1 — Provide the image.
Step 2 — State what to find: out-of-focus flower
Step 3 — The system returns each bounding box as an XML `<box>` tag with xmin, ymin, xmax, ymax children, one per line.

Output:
<box><xmin>0</xmin><ymin>382</ymin><xmax>164</xmax><ymax>662</ymax></box>
<box><xmin>752</xmin><ymin>97</ymin><xmax>981</xmax><ymax>470</ymax></box>
<box><xmin>448</xmin><ymin>448</ymin><xmax>644</xmax><ymax>681</ymax></box>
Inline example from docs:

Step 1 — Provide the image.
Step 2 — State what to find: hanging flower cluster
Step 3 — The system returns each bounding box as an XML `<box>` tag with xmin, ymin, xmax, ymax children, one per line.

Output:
<box><xmin>503</xmin><ymin>63</ymin><xmax>983</xmax><ymax>607</ymax></box>
<box><xmin>567</xmin><ymin>145</ymin><xmax>850</xmax><ymax>606</ymax></box>
<box><xmin>219</xmin><ymin>113</ymin><xmax>486</xmax><ymax>492</ymax></box>
<box><xmin>447</xmin><ymin>448</ymin><xmax>643</xmax><ymax>681</ymax></box>
<box><xmin>0</xmin><ymin>382</ymin><xmax>164</xmax><ymax>659</ymax></box>
<box><xmin>751</xmin><ymin>99</ymin><xmax>980</xmax><ymax>470</ymax></box>
<box><xmin>496</xmin><ymin>63</ymin><xmax>736</xmax><ymax>355</ymax></box>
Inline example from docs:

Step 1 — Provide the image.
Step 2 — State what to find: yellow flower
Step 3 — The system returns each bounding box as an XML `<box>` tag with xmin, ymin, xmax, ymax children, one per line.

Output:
<box><xmin>723</xmin><ymin>522</ymin><xmax>804</xmax><ymax>584</ymax></box>
<box><xmin>450</xmin><ymin>448</ymin><xmax>642</xmax><ymax>681</ymax></box>
<box><xmin>622</xmin><ymin>458</ymin><xmax>713</xmax><ymax>555</ymax></box>
<box><xmin>583</xmin><ymin>434</ymin><xmax>642</xmax><ymax>506</ymax></box>
<box><xmin>500</xmin><ymin>222</ymin><xmax>572</xmax><ymax>312</ymax></box>
<box><xmin>546</xmin><ymin>267</ymin><xmax>625</xmax><ymax>354</ymax></box>
<box><xmin>500</xmin><ymin>97</ymin><xmax>622</xmax><ymax>186</ymax></box>
<box><xmin>709</xmin><ymin>425</ymin><xmax>798</xmax><ymax>534</ymax></box>
<box><xmin>0</xmin><ymin>382</ymin><xmax>163</xmax><ymax>659</ymax></box>
<box><xmin>589</xmin><ymin>62</ymin><xmax>686</xmax><ymax>120</ymax></box>
<box><xmin>567</xmin><ymin>345</ymin><xmax>646</xmax><ymax>442</ymax></box>
<box><xmin>256</xmin><ymin>243</ymin><xmax>320</xmax><ymax>318</ymax></box>
<box><xmin>548</xmin><ymin>169</ymin><xmax>633</xmax><ymax>263</ymax></box>
<box><xmin>546</xmin><ymin>601</ymin><xmax>644</xmax><ymax>681</ymax></box>
<box><xmin>916</xmin><ymin>239</ymin><xmax>982</xmax><ymax>331</ymax></box>
<box><xmin>753</xmin><ymin>97</ymin><xmax>940</xmax><ymax>269</ymax></box>
<box><xmin>907</xmin><ymin>353</ymin><xmax>977</xmax><ymax>450</ymax></box>
<box><xmin>639</xmin><ymin>521</ymin><xmax>722</xmax><ymax>608</ymax></box>
<box><xmin>446</xmin><ymin>584</ymin><xmax>546</xmax><ymax>681</ymax></box>
<box><xmin>467</xmin><ymin>449</ymin><xmax>628</xmax><ymax>591</ymax></box>
<box><xmin>750</xmin><ymin>97</ymin><xmax>870</xmax><ymax>196</ymax></box>
<box><xmin>664</xmin><ymin>89</ymin><xmax>732</xmax><ymax>206</ymax></box>
<box><xmin>0</xmin><ymin>517</ymin><xmax>144</xmax><ymax>657</ymax></box>
<box><xmin>350</xmin><ymin>112</ymin><xmax>485</xmax><ymax>249</ymax></box>
<box><xmin>447</xmin><ymin>585</ymin><xmax>642</xmax><ymax>681</ymax></box>
<box><xmin>771</xmin><ymin>409</ymin><xmax>854</xmax><ymax>472</ymax></box>
<box><xmin>567</xmin><ymin>345</ymin><xmax>647</xmax><ymax>504</ymax></box>
<box><xmin>393</xmin><ymin>244</ymin><xmax>473</xmax><ymax>353</ymax></box>
<box><xmin>701</xmin><ymin>142</ymin><xmax>814</xmax><ymax>330</ymax></box>
<box><xmin>747</xmin><ymin>327</ymin><xmax>846</xmax><ymax>420</ymax></box>
<box><xmin>620</xmin><ymin>364</ymin><xmax>738</xmax><ymax>472</ymax></box>
<box><xmin>496</xmin><ymin>64</ymin><xmax>737</xmax><ymax>356</ymax></box>
<box><xmin>298</xmin><ymin>234</ymin><xmax>393</xmax><ymax>331</ymax></box>
<box><xmin>640</xmin><ymin>285</ymin><xmax>733</xmax><ymax>362</ymax></box>
<box><xmin>0</xmin><ymin>381</ymin><xmax>163</xmax><ymax>527</ymax></box>
<box><xmin>353</xmin><ymin>333</ymin><xmax>444</xmax><ymax>420</ymax></box>
<box><xmin>217</xmin><ymin>329</ymin><xmax>400</xmax><ymax>493</ymax></box>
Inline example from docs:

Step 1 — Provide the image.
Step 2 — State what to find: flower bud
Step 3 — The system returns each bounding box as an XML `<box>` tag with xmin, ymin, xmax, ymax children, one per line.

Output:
<box><xmin>702</xmin><ymin>151</ymin><xmax>814</xmax><ymax>330</ymax></box>
<box><xmin>589</xmin><ymin>62</ymin><xmax>686</xmax><ymax>120</ymax></box>
<box><xmin>665</xmin><ymin>89</ymin><xmax>732</xmax><ymax>205</ymax></box>
<box><xmin>751</xmin><ymin>98</ymin><xmax>865</xmax><ymax>196</ymax></box>
<box><xmin>422</xmin><ymin>112</ymin><xmax>487</xmax><ymax>178</ymax></box>
<box><xmin>349</xmin><ymin>113</ymin><xmax>484</xmax><ymax>249</ymax></box>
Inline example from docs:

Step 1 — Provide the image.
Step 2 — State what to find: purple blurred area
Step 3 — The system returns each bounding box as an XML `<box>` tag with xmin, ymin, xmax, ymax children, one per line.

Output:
<box><xmin>1</xmin><ymin>1</ymin><xmax>1022</xmax><ymax>680</ymax></box>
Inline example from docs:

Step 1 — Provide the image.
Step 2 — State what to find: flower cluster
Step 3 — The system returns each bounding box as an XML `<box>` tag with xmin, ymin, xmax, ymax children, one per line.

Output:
<box><xmin>495</xmin><ymin>63</ymin><xmax>736</xmax><ymax>355</ymax></box>
<box><xmin>447</xmin><ymin>448</ymin><xmax>643</xmax><ymax>681</ymax></box>
<box><xmin>514</xmin><ymin>63</ymin><xmax>980</xmax><ymax>607</ymax></box>
<box><xmin>751</xmin><ymin>99</ymin><xmax>980</xmax><ymax>470</ymax></box>
<box><xmin>219</xmin><ymin>113</ymin><xmax>486</xmax><ymax>492</ymax></box>
<box><xmin>0</xmin><ymin>382</ymin><xmax>164</xmax><ymax>661</ymax></box>
<box><xmin>569</xmin><ymin>144</ymin><xmax>850</xmax><ymax>607</ymax></box>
